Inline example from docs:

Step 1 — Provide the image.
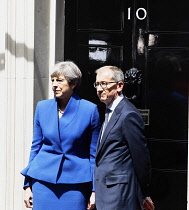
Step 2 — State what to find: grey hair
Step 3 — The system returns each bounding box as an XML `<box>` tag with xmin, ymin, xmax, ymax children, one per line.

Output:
<box><xmin>50</xmin><ymin>61</ymin><xmax>82</xmax><ymax>89</ymax></box>
<box><xmin>95</xmin><ymin>66</ymin><xmax>124</xmax><ymax>82</ymax></box>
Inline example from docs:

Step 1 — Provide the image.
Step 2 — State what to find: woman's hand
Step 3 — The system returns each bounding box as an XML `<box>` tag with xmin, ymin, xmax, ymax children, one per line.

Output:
<box><xmin>24</xmin><ymin>186</ymin><xmax>33</xmax><ymax>208</ymax></box>
<box><xmin>87</xmin><ymin>191</ymin><xmax>95</xmax><ymax>210</ymax></box>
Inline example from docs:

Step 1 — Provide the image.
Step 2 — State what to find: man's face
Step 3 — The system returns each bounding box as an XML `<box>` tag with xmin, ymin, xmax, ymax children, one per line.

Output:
<box><xmin>95</xmin><ymin>68</ymin><xmax>123</xmax><ymax>106</ymax></box>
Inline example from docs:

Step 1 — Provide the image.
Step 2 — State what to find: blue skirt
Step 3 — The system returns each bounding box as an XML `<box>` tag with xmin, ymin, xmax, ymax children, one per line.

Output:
<box><xmin>32</xmin><ymin>179</ymin><xmax>91</xmax><ymax>210</ymax></box>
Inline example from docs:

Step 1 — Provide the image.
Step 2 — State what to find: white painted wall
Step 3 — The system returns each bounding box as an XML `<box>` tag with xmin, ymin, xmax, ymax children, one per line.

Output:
<box><xmin>0</xmin><ymin>0</ymin><xmax>34</xmax><ymax>209</ymax></box>
<box><xmin>0</xmin><ymin>0</ymin><xmax>57</xmax><ymax>209</ymax></box>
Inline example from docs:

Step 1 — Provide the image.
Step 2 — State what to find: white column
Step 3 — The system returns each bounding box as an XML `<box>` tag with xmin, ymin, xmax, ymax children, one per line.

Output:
<box><xmin>0</xmin><ymin>0</ymin><xmax>8</xmax><ymax>208</ymax></box>
<box><xmin>0</xmin><ymin>0</ymin><xmax>34</xmax><ymax>209</ymax></box>
<box><xmin>0</xmin><ymin>0</ymin><xmax>60</xmax><ymax>209</ymax></box>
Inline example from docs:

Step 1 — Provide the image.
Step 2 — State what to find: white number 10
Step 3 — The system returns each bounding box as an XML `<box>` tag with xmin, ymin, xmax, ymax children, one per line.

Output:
<box><xmin>128</xmin><ymin>7</ymin><xmax>147</xmax><ymax>20</ymax></box>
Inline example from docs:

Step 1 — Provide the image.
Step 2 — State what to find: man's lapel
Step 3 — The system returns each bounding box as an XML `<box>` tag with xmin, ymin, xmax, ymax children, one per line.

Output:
<box><xmin>96</xmin><ymin>98</ymin><xmax>127</xmax><ymax>156</ymax></box>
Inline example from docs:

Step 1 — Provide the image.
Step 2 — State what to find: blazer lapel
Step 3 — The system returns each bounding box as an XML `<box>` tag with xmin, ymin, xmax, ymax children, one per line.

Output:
<box><xmin>59</xmin><ymin>93</ymin><xmax>80</xmax><ymax>132</ymax></box>
<box><xmin>96</xmin><ymin>98</ymin><xmax>127</xmax><ymax>157</ymax></box>
<box><xmin>45</xmin><ymin>98</ymin><xmax>63</xmax><ymax>152</ymax></box>
<box><xmin>45</xmin><ymin>94</ymin><xmax>80</xmax><ymax>152</ymax></box>
<box><xmin>96</xmin><ymin>111</ymin><xmax>121</xmax><ymax>155</ymax></box>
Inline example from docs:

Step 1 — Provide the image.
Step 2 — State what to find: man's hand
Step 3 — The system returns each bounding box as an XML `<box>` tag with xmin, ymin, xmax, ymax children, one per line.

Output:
<box><xmin>87</xmin><ymin>191</ymin><xmax>95</xmax><ymax>210</ymax></box>
<box><xmin>24</xmin><ymin>186</ymin><xmax>33</xmax><ymax>208</ymax></box>
<box><xmin>143</xmin><ymin>197</ymin><xmax>155</xmax><ymax>210</ymax></box>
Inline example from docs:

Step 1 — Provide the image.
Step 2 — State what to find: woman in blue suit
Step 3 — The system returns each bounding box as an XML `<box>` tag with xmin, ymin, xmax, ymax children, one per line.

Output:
<box><xmin>21</xmin><ymin>61</ymin><xmax>100</xmax><ymax>210</ymax></box>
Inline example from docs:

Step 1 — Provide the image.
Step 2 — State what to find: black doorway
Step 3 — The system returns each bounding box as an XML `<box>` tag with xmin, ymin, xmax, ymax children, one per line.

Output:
<box><xmin>63</xmin><ymin>1</ymin><xmax>188</xmax><ymax>209</ymax></box>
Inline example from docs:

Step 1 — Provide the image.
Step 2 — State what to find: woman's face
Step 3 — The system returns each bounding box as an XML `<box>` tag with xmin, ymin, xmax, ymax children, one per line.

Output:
<box><xmin>51</xmin><ymin>74</ymin><xmax>76</xmax><ymax>100</ymax></box>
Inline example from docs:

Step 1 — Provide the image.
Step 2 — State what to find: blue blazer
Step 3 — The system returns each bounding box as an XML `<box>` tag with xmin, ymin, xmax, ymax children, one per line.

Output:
<box><xmin>21</xmin><ymin>93</ymin><xmax>100</xmax><ymax>190</ymax></box>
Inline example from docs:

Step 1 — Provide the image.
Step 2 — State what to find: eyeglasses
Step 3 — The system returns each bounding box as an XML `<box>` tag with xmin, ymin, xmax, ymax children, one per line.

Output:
<box><xmin>93</xmin><ymin>81</ymin><xmax>117</xmax><ymax>89</ymax></box>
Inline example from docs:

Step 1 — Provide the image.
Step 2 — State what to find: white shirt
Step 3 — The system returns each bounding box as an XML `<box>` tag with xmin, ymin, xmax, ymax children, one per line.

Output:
<box><xmin>106</xmin><ymin>94</ymin><xmax>124</xmax><ymax>121</ymax></box>
<box><xmin>100</xmin><ymin>94</ymin><xmax>124</xmax><ymax>141</ymax></box>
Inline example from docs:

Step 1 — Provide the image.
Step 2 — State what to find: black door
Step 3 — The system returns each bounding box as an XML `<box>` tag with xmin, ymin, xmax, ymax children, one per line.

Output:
<box><xmin>63</xmin><ymin>0</ymin><xmax>188</xmax><ymax>209</ymax></box>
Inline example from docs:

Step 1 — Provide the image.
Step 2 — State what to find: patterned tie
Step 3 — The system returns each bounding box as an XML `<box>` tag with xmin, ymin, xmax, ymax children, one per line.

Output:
<box><xmin>103</xmin><ymin>108</ymin><xmax>111</xmax><ymax>131</ymax></box>
<box><xmin>100</xmin><ymin>107</ymin><xmax>111</xmax><ymax>142</ymax></box>
<box><xmin>99</xmin><ymin>108</ymin><xmax>110</xmax><ymax>143</ymax></box>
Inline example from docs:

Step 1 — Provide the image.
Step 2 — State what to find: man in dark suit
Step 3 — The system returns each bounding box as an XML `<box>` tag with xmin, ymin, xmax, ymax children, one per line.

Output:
<box><xmin>94</xmin><ymin>66</ymin><xmax>154</xmax><ymax>210</ymax></box>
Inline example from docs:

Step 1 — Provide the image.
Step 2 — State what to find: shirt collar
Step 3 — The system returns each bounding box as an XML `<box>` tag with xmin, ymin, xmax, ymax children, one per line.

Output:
<box><xmin>107</xmin><ymin>94</ymin><xmax>124</xmax><ymax>112</ymax></box>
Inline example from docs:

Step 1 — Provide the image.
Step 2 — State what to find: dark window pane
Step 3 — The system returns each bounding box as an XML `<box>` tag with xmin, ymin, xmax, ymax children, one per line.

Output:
<box><xmin>77</xmin><ymin>0</ymin><xmax>123</xmax><ymax>31</ymax></box>
<box><xmin>145</xmin><ymin>49</ymin><xmax>188</xmax><ymax>140</ymax></box>
<box><xmin>78</xmin><ymin>44</ymin><xmax>123</xmax><ymax>67</ymax></box>
<box><xmin>147</xmin><ymin>34</ymin><xmax>189</xmax><ymax>48</ymax></box>
<box><xmin>148</xmin><ymin>0</ymin><xmax>189</xmax><ymax>32</ymax></box>
<box><xmin>148</xmin><ymin>140</ymin><xmax>187</xmax><ymax>170</ymax></box>
<box><xmin>150</xmin><ymin>170</ymin><xmax>187</xmax><ymax>210</ymax></box>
